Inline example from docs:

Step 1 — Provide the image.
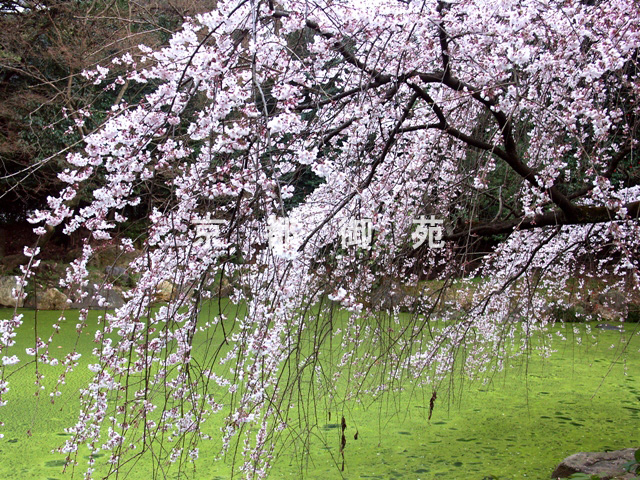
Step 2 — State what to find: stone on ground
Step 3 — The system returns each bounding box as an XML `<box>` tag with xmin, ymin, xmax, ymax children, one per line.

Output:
<box><xmin>0</xmin><ymin>276</ymin><xmax>24</xmax><ymax>308</ymax></box>
<box><xmin>552</xmin><ymin>448</ymin><xmax>638</xmax><ymax>479</ymax></box>
<box><xmin>25</xmin><ymin>288</ymin><xmax>68</xmax><ymax>310</ymax></box>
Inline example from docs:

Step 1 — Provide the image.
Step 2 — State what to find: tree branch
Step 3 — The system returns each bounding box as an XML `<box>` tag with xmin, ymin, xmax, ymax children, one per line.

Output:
<box><xmin>445</xmin><ymin>200</ymin><xmax>640</xmax><ymax>240</ymax></box>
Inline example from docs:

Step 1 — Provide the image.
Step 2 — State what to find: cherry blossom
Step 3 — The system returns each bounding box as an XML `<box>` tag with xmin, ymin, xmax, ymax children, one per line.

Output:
<box><xmin>1</xmin><ymin>0</ymin><xmax>639</xmax><ymax>477</ymax></box>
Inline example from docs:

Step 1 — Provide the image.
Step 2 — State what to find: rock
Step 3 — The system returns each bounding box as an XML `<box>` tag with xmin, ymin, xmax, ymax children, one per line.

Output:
<box><xmin>70</xmin><ymin>284</ymin><xmax>125</xmax><ymax>310</ymax></box>
<box><xmin>25</xmin><ymin>288</ymin><xmax>68</xmax><ymax>310</ymax></box>
<box><xmin>104</xmin><ymin>266</ymin><xmax>132</xmax><ymax>286</ymax></box>
<box><xmin>552</xmin><ymin>448</ymin><xmax>638</xmax><ymax>479</ymax></box>
<box><xmin>152</xmin><ymin>280</ymin><xmax>195</xmax><ymax>303</ymax></box>
<box><xmin>155</xmin><ymin>280</ymin><xmax>175</xmax><ymax>302</ymax></box>
<box><xmin>594</xmin><ymin>305</ymin><xmax>621</xmax><ymax>322</ymax></box>
<box><xmin>0</xmin><ymin>276</ymin><xmax>24</xmax><ymax>308</ymax></box>
<box><xmin>598</xmin><ymin>289</ymin><xmax>628</xmax><ymax>312</ymax></box>
<box><xmin>596</xmin><ymin>323</ymin><xmax>624</xmax><ymax>331</ymax></box>
<box><xmin>105</xmin><ymin>265</ymin><xmax>126</xmax><ymax>277</ymax></box>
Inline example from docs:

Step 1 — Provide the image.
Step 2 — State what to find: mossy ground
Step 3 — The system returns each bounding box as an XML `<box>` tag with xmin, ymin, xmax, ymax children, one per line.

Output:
<box><xmin>0</xmin><ymin>306</ymin><xmax>638</xmax><ymax>479</ymax></box>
